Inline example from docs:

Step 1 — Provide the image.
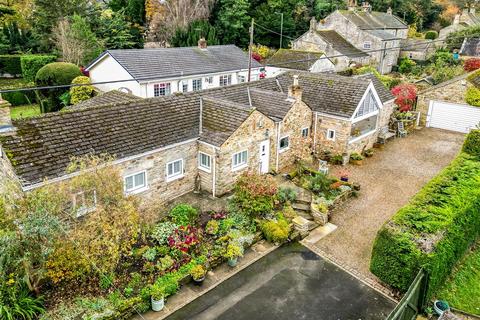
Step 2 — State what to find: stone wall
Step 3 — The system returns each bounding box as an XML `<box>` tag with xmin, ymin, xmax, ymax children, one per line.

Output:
<box><xmin>117</xmin><ymin>140</ymin><xmax>198</xmax><ymax>205</ymax></box>
<box><xmin>416</xmin><ymin>74</ymin><xmax>469</xmax><ymax>125</ymax></box>
<box><xmin>277</xmin><ymin>100</ymin><xmax>313</xmax><ymax>169</ymax></box>
<box><xmin>215</xmin><ymin>110</ymin><xmax>275</xmax><ymax>195</ymax></box>
<box><xmin>314</xmin><ymin>114</ymin><xmax>351</xmax><ymax>156</ymax></box>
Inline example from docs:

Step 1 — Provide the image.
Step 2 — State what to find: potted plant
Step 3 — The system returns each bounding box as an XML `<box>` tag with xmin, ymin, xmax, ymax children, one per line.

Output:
<box><xmin>364</xmin><ymin>149</ymin><xmax>374</xmax><ymax>158</ymax></box>
<box><xmin>150</xmin><ymin>284</ymin><xmax>165</xmax><ymax>312</ymax></box>
<box><xmin>224</xmin><ymin>242</ymin><xmax>243</xmax><ymax>267</ymax></box>
<box><xmin>349</xmin><ymin>153</ymin><xmax>364</xmax><ymax>166</ymax></box>
<box><xmin>190</xmin><ymin>264</ymin><xmax>206</xmax><ymax>285</ymax></box>
<box><xmin>338</xmin><ymin>168</ymin><xmax>350</xmax><ymax>182</ymax></box>
<box><xmin>433</xmin><ymin>300</ymin><xmax>450</xmax><ymax>316</ymax></box>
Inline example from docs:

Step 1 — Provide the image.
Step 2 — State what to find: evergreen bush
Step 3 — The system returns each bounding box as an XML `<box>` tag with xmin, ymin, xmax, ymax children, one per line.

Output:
<box><xmin>69</xmin><ymin>76</ymin><xmax>94</xmax><ymax>104</ymax></box>
<box><xmin>466</xmin><ymin>86</ymin><xmax>480</xmax><ymax>107</ymax></box>
<box><xmin>20</xmin><ymin>55</ymin><xmax>57</xmax><ymax>82</ymax></box>
<box><xmin>462</xmin><ymin>129</ymin><xmax>480</xmax><ymax>157</ymax></box>
<box><xmin>370</xmin><ymin>153</ymin><xmax>480</xmax><ymax>299</ymax></box>
<box><xmin>424</xmin><ymin>31</ymin><xmax>438</xmax><ymax>40</ymax></box>
<box><xmin>0</xmin><ymin>55</ymin><xmax>21</xmax><ymax>75</ymax></box>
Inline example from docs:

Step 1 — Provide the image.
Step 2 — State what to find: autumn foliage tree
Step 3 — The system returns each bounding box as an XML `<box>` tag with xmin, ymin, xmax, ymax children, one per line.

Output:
<box><xmin>391</xmin><ymin>83</ymin><xmax>418</xmax><ymax>112</ymax></box>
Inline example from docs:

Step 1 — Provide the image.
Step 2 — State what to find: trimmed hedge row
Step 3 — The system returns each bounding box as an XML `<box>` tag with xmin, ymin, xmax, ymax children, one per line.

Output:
<box><xmin>20</xmin><ymin>55</ymin><xmax>57</xmax><ymax>82</ymax></box>
<box><xmin>370</xmin><ymin>151</ymin><xmax>480</xmax><ymax>299</ymax></box>
<box><xmin>0</xmin><ymin>55</ymin><xmax>22</xmax><ymax>75</ymax></box>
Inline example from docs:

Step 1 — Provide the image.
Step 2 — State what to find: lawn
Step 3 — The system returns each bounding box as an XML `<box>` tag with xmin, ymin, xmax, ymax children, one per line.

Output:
<box><xmin>10</xmin><ymin>104</ymin><xmax>41</xmax><ymax>119</ymax></box>
<box><xmin>437</xmin><ymin>242</ymin><xmax>480</xmax><ymax>315</ymax></box>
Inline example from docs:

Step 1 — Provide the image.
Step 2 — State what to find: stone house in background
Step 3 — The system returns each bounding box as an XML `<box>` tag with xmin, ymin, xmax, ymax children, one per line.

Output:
<box><xmin>86</xmin><ymin>39</ymin><xmax>263</xmax><ymax>98</ymax></box>
<box><xmin>294</xmin><ymin>2</ymin><xmax>408</xmax><ymax>74</ymax></box>
<box><xmin>439</xmin><ymin>5</ymin><xmax>480</xmax><ymax>41</ymax></box>
<box><xmin>265</xmin><ymin>49</ymin><xmax>336</xmax><ymax>77</ymax></box>
<box><xmin>399</xmin><ymin>38</ymin><xmax>436</xmax><ymax>61</ymax></box>
<box><xmin>0</xmin><ymin>71</ymin><xmax>394</xmax><ymax>207</ymax></box>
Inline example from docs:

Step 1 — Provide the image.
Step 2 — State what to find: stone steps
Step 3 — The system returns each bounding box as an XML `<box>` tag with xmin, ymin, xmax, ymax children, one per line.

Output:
<box><xmin>292</xmin><ymin>202</ymin><xmax>311</xmax><ymax>212</ymax></box>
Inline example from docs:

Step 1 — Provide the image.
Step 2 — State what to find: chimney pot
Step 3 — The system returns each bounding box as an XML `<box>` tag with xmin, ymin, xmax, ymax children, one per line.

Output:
<box><xmin>288</xmin><ymin>75</ymin><xmax>302</xmax><ymax>101</ymax></box>
<box><xmin>198</xmin><ymin>37</ymin><xmax>207</xmax><ymax>49</ymax></box>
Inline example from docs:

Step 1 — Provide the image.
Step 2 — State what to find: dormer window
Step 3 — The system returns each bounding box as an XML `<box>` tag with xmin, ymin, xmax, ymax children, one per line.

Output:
<box><xmin>72</xmin><ymin>190</ymin><xmax>97</xmax><ymax>217</ymax></box>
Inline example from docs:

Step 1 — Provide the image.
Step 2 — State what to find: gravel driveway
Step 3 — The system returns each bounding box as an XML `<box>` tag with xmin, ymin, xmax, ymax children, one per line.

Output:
<box><xmin>311</xmin><ymin>128</ymin><xmax>464</xmax><ymax>285</ymax></box>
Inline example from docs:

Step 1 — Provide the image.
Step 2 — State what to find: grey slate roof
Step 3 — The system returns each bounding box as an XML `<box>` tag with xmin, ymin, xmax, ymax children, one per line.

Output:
<box><xmin>67</xmin><ymin>90</ymin><xmax>142</xmax><ymax>110</ymax></box>
<box><xmin>366</xmin><ymin>29</ymin><xmax>401</xmax><ymax>40</ymax></box>
<box><xmin>88</xmin><ymin>45</ymin><xmax>262</xmax><ymax>80</ymax></box>
<box><xmin>315</xmin><ymin>30</ymin><xmax>369</xmax><ymax>58</ymax></box>
<box><xmin>400</xmin><ymin>39</ymin><xmax>433</xmax><ymax>53</ymax></box>
<box><xmin>355</xmin><ymin>73</ymin><xmax>394</xmax><ymax>103</ymax></box>
<box><xmin>460</xmin><ymin>37</ymin><xmax>480</xmax><ymax>56</ymax></box>
<box><xmin>338</xmin><ymin>10</ymin><xmax>408</xmax><ymax>30</ymax></box>
<box><xmin>1</xmin><ymin>71</ymin><xmax>375</xmax><ymax>186</ymax></box>
<box><xmin>266</xmin><ymin>49</ymin><xmax>326</xmax><ymax>71</ymax></box>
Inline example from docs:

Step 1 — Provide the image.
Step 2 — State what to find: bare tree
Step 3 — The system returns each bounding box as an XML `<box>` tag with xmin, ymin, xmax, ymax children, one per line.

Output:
<box><xmin>53</xmin><ymin>19</ymin><xmax>85</xmax><ymax>65</ymax></box>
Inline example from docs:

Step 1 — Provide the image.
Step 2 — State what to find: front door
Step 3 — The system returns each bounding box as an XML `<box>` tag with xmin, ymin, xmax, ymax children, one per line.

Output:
<box><xmin>259</xmin><ymin>140</ymin><xmax>270</xmax><ymax>174</ymax></box>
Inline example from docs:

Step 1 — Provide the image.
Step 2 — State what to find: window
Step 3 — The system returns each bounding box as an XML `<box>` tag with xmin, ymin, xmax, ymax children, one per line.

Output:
<box><xmin>192</xmin><ymin>79</ymin><xmax>202</xmax><ymax>91</ymax></box>
<box><xmin>238</xmin><ymin>75</ymin><xmax>246</xmax><ymax>83</ymax></box>
<box><xmin>301</xmin><ymin>127</ymin><xmax>309</xmax><ymax>138</ymax></box>
<box><xmin>351</xmin><ymin>115</ymin><xmax>378</xmax><ymax>138</ymax></box>
<box><xmin>363</xmin><ymin>41</ymin><xmax>372</xmax><ymax>49</ymax></box>
<box><xmin>153</xmin><ymin>83</ymin><xmax>171</xmax><ymax>96</ymax></box>
<box><xmin>279</xmin><ymin>136</ymin><xmax>290</xmax><ymax>151</ymax></box>
<box><xmin>181</xmin><ymin>81</ymin><xmax>188</xmax><ymax>92</ymax></box>
<box><xmin>354</xmin><ymin>91</ymin><xmax>379</xmax><ymax>119</ymax></box>
<box><xmin>198</xmin><ymin>152</ymin><xmax>211</xmax><ymax>172</ymax></box>
<box><xmin>327</xmin><ymin>129</ymin><xmax>336</xmax><ymax>141</ymax></box>
<box><xmin>205</xmin><ymin>76</ymin><xmax>213</xmax><ymax>84</ymax></box>
<box><xmin>219</xmin><ymin>74</ymin><xmax>232</xmax><ymax>86</ymax></box>
<box><xmin>166</xmin><ymin>159</ymin><xmax>184</xmax><ymax>181</ymax></box>
<box><xmin>232</xmin><ymin>150</ymin><xmax>248</xmax><ymax>170</ymax></box>
<box><xmin>124</xmin><ymin>171</ymin><xmax>147</xmax><ymax>194</ymax></box>
<box><xmin>72</xmin><ymin>190</ymin><xmax>97</xmax><ymax>217</ymax></box>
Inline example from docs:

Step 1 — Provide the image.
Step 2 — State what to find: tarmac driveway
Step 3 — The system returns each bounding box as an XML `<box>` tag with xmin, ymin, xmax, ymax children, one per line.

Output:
<box><xmin>167</xmin><ymin>243</ymin><xmax>395</xmax><ymax>320</ymax></box>
<box><xmin>315</xmin><ymin>128</ymin><xmax>465</xmax><ymax>284</ymax></box>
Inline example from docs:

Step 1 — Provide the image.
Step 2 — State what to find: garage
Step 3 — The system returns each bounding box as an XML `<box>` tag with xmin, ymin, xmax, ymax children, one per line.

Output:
<box><xmin>426</xmin><ymin>100</ymin><xmax>480</xmax><ymax>133</ymax></box>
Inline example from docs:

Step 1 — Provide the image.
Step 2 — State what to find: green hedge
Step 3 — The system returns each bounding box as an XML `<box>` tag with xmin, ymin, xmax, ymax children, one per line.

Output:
<box><xmin>463</xmin><ymin>129</ymin><xmax>480</xmax><ymax>157</ymax></box>
<box><xmin>425</xmin><ymin>31</ymin><xmax>438</xmax><ymax>40</ymax></box>
<box><xmin>0</xmin><ymin>55</ymin><xmax>21</xmax><ymax>75</ymax></box>
<box><xmin>20</xmin><ymin>55</ymin><xmax>57</xmax><ymax>82</ymax></box>
<box><xmin>370</xmin><ymin>152</ymin><xmax>480</xmax><ymax>299</ymax></box>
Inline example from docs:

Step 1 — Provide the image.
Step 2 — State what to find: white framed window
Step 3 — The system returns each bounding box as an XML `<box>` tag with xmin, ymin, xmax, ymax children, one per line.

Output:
<box><xmin>166</xmin><ymin>159</ymin><xmax>184</xmax><ymax>181</ymax></box>
<box><xmin>238</xmin><ymin>75</ymin><xmax>246</xmax><ymax>83</ymax></box>
<box><xmin>181</xmin><ymin>81</ymin><xmax>188</xmax><ymax>92</ymax></box>
<box><xmin>219</xmin><ymin>74</ymin><xmax>232</xmax><ymax>86</ymax></box>
<box><xmin>279</xmin><ymin>136</ymin><xmax>290</xmax><ymax>152</ymax></box>
<box><xmin>354</xmin><ymin>90</ymin><xmax>379</xmax><ymax>119</ymax></box>
<box><xmin>154</xmin><ymin>83</ymin><xmax>171</xmax><ymax>96</ymax></box>
<box><xmin>205</xmin><ymin>76</ymin><xmax>213</xmax><ymax>84</ymax></box>
<box><xmin>192</xmin><ymin>79</ymin><xmax>202</xmax><ymax>91</ymax></box>
<box><xmin>326</xmin><ymin>129</ymin><xmax>336</xmax><ymax>141</ymax></box>
<box><xmin>232</xmin><ymin>150</ymin><xmax>248</xmax><ymax>171</ymax></box>
<box><xmin>72</xmin><ymin>190</ymin><xmax>97</xmax><ymax>217</ymax></box>
<box><xmin>198</xmin><ymin>152</ymin><xmax>211</xmax><ymax>172</ymax></box>
<box><xmin>363</xmin><ymin>41</ymin><xmax>372</xmax><ymax>49</ymax></box>
<box><xmin>301</xmin><ymin>127</ymin><xmax>309</xmax><ymax>138</ymax></box>
<box><xmin>124</xmin><ymin>171</ymin><xmax>148</xmax><ymax>194</ymax></box>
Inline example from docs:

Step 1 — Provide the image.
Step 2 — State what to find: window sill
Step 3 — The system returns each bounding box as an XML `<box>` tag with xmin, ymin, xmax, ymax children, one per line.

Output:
<box><xmin>279</xmin><ymin>147</ymin><xmax>290</xmax><ymax>153</ymax></box>
<box><xmin>199</xmin><ymin>166</ymin><xmax>211</xmax><ymax>173</ymax></box>
<box><xmin>166</xmin><ymin>174</ymin><xmax>184</xmax><ymax>182</ymax></box>
<box><xmin>125</xmin><ymin>186</ymin><xmax>149</xmax><ymax>195</ymax></box>
<box><xmin>349</xmin><ymin>129</ymin><xmax>376</xmax><ymax>144</ymax></box>
<box><xmin>232</xmin><ymin>164</ymin><xmax>248</xmax><ymax>172</ymax></box>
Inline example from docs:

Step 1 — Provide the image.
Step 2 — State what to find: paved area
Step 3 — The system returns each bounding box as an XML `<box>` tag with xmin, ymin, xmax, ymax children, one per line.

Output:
<box><xmin>312</xmin><ymin>128</ymin><xmax>464</xmax><ymax>290</ymax></box>
<box><xmin>166</xmin><ymin>243</ymin><xmax>395</xmax><ymax>320</ymax></box>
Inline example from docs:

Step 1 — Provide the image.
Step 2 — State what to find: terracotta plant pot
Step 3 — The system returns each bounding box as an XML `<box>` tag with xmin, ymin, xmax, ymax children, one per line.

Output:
<box><xmin>350</xmin><ymin>159</ymin><xmax>363</xmax><ymax>166</ymax></box>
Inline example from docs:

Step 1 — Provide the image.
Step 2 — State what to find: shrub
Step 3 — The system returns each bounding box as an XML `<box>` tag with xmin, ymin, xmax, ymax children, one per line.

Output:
<box><xmin>391</xmin><ymin>83</ymin><xmax>417</xmax><ymax>112</ymax></box>
<box><xmin>466</xmin><ymin>86</ymin><xmax>480</xmax><ymax>107</ymax></box>
<box><xmin>2</xmin><ymin>91</ymin><xmax>31</xmax><ymax>106</ymax></box>
<box><xmin>190</xmin><ymin>265</ymin><xmax>206</xmax><ymax>280</ymax></box>
<box><xmin>462</xmin><ymin>129</ymin><xmax>480</xmax><ymax>157</ymax></box>
<box><xmin>398</xmin><ymin>57</ymin><xmax>416</xmax><ymax>74</ymax></box>
<box><xmin>309</xmin><ymin>173</ymin><xmax>335</xmax><ymax>195</ymax></box>
<box><xmin>205</xmin><ymin>220</ymin><xmax>219</xmax><ymax>235</ymax></box>
<box><xmin>424</xmin><ymin>31</ymin><xmax>438</xmax><ymax>40</ymax></box>
<box><xmin>169</xmin><ymin>204</ymin><xmax>198</xmax><ymax>226</ymax></box>
<box><xmin>224</xmin><ymin>242</ymin><xmax>243</xmax><ymax>259</ymax></box>
<box><xmin>234</xmin><ymin>172</ymin><xmax>277</xmax><ymax>216</ymax></box>
<box><xmin>276</xmin><ymin>187</ymin><xmax>298</xmax><ymax>204</ymax></box>
<box><xmin>350</xmin><ymin>153</ymin><xmax>364</xmax><ymax>161</ymax></box>
<box><xmin>370</xmin><ymin>153</ymin><xmax>480</xmax><ymax>299</ymax></box>
<box><xmin>20</xmin><ymin>55</ymin><xmax>57</xmax><ymax>82</ymax></box>
<box><xmin>260</xmin><ymin>215</ymin><xmax>291</xmax><ymax>244</ymax></box>
<box><xmin>0</xmin><ymin>281</ymin><xmax>45</xmax><ymax>320</ymax></box>
<box><xmin>330</xmin><ymin>154</ymin><xmax>343</xmax><ymax>165</ymax></box>
<box><xmin>151</xmin><ymin>221</ymin><xmax>177</xmax><ymax>245</ymax></box>
<box><xmin>35</xmin><ymin>62</ymin><xmax>82</xmax><ymax>112</ymax></box>
<box><xmin>70</xmin><ymin>76</ymin><xmax>95</xmax><ymax>104</ymax></box>
<box><xmin>464</xmin><ymin>58</ymin><xmax>480</xmax><ymax>72</ymax></box>
<box><xmin>0</xmin><ymin>55</ymin><xmax>21</xmax><ymax>75</ymax></box>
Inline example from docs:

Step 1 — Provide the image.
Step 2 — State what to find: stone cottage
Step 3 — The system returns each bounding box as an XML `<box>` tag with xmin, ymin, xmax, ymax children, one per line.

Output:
<box><xmin>266</xmin><ymin>49</ymin><xmax>336</xmax><ymax>77</ymax></box>
<box><xmin>439</xmin><ymin>5</ymin><xmax>480</xmax><ymax>41</ymax></box>
<box><xmin>0</xmin><ymin>71</ymin><xmax>394</xmax><ymax>207</ymax></box>
<box><xmin>293</xmin><ymin>2</ymin><xmax>408</xmax><ymax>74</ymax></box>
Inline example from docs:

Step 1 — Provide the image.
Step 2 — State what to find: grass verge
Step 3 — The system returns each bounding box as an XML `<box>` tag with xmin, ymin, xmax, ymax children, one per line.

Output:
<box><xmin>10</xmin><ymin>104</ymin><xmax>41</xmax><ymax>119</ymax></box>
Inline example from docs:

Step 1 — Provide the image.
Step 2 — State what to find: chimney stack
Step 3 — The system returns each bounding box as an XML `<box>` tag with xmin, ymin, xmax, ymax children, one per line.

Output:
<box><xmin>387</xmin><ymin>7</ymin><xmax>392</xmax><ymax>15</ymax></box>
<box><xmin>0</xmin><ymin>99</ymin><xmax>14</xmax><ymax>134</ymax></box>
<box><xmin>348</xmin><ymin>0</ymin><xmax>357</xmax><ymax>11</ymax></box>
<box><xmin>362</xmin><ymin>2</ymin><xmax>372</xmax><ymax>12</ymax></box>
<box><xmin>471</xmin><ymin>4</ymin><xmax>476</xmax><ymax>15</ymax></box>
<box><xmin>198</xmin><ymin>37</ymin><xmax>207</xmax><ymax>50</ymax></box>
<box><xmin>309</xmin><ymin>17</ymin><xmax>317</xmax><ymax>31</ymax></box>
<box><xmin>288</xmin><ymin>75</ymin><xmax>302</xmax><ymax>101</ymax></box>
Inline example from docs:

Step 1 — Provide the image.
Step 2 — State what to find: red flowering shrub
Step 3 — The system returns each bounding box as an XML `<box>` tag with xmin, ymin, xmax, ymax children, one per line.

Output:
<box><xmin>464</xmin><ymin>58</ymin><xmax>480</xmax><ymax>72</ymax></box>
<box><xmin>167</xmin><ymin>226</ymin><xmax>202</xmax><ymax>253</ymax></box>
<box><xmin>252</xmin><ymin>52</ymin><xmax>262</xmax><ymax>62</ymax></box>
<box><xmin>210</xmin><ymin>211</ymin><xmax>227</xmax><ymax>220</ymax></box>
<box><xmin>234</xmin><ymin>172</ymin><xmax>277</xmax><ymax>216</ymax></box>
<box><xmin>391</xmin><ymin>83</ymin><xmax>417</xmax><ymax>112</ymax></box>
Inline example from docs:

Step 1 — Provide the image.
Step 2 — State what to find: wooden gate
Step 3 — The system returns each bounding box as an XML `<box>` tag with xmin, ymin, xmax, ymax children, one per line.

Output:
<box><xmin>386</xmin><ymin>270</ymin><xmax>429</xmax><ymax>320</ymax></box>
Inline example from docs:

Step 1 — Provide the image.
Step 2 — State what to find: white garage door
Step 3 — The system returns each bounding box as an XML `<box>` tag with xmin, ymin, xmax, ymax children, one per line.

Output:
<box><xmin>427</xmin><ymin>101</ymin><xmax>480</xmax><ymax>133</ymax></box>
